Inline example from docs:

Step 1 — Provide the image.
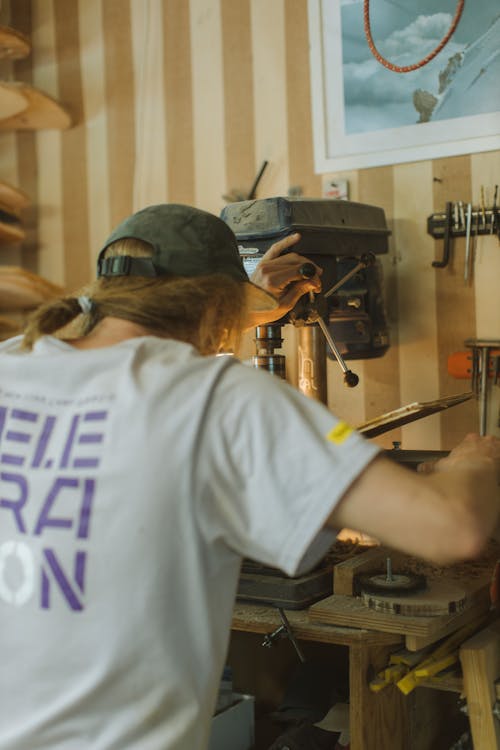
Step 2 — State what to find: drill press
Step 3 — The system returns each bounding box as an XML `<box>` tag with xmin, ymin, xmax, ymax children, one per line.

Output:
<box><xmin>221</xmin><ymin>197</ymin><xmax>392</xmax><ymax>608</ymax></box>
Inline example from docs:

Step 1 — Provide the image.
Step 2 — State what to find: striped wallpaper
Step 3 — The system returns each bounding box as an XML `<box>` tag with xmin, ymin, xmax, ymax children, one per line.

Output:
<box><xmin>1</xmin><ymin>0</ymin><xmax>499</xmax><ymax>448</ymax></box>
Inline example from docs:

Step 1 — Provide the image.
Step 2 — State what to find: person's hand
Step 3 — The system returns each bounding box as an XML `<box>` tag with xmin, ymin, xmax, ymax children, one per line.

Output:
<box><xmin>246</xmin><ymin>233</ymin><xmax>322</xmax><ymax>329</ymax></box>
<box><xmin>418</xmin><ymin>433</ymin><xmax>500</xmax><ymax>481</ymax></box>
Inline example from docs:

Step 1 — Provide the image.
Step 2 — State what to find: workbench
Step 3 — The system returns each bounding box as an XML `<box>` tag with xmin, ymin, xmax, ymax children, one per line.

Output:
<box><xmin>230</xmin><ymin>543</ymin><xmax>500</xmax><ymax>749</ymax></box>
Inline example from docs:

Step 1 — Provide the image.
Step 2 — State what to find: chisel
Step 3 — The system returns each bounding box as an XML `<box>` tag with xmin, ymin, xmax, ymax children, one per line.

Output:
<box><xmin>464</xmin><ymin>202</ymin><xmax>472</xmax><ymax>284</ymax></box>
<box><xmin>491</xmin><ymin>184</ymin><xmax>498</xmax><ymax>234</ymax></box>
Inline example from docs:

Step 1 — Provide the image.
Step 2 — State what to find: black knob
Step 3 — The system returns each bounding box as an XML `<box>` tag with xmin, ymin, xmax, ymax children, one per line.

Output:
<box><xmin>343</xmin><ymin>370</ymin><xmax>359</xmax><ymax>388</ymax></box>
<box><xmin>299</xmin><ymin>262</ymin><xmax>316</xmax><ymax>279</ymax></box>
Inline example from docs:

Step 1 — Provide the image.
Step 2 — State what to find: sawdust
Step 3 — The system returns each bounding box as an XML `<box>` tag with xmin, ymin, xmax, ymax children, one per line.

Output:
<box><xmin>324</xmin><ymin>539</ymin><xmax>374</xmax><ymax>566</ymax></box>
<box><xmin>375</xmin><ymin>540</ymin><xmax>500</xmax><ymax>582</ymax></box>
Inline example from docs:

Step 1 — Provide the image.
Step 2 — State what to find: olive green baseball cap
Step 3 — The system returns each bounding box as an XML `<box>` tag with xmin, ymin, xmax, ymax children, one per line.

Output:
<box><xmin>97</xmin><ymin>203</ymin><xmax>277</xmax><ymax>313</ymax></box>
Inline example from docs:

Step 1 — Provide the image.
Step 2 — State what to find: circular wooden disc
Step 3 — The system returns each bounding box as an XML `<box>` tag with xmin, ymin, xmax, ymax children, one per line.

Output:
<box><xmin>361</xmin><ymin>579</ymin><xmax>468</xmax><ymax>616</ymax></box>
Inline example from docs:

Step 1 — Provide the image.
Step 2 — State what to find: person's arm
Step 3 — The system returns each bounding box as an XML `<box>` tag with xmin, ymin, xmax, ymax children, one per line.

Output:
<box><xmin>327</xmin><ymin>433</ymin><xmax>500</xmax><ymax>565</ymax></box>
<box><xmin>245</xmin><ymin>233</ymin><xmax>322</xmax><ymax>329</ymax></box>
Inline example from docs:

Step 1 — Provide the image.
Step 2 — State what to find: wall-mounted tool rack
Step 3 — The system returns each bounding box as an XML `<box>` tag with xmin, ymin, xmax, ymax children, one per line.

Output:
<box><xmin>427</xmin><ymin>195</ymin><xmax>499</xmax><ymax>272</ymax></box>
<box><xmin>427</xmin><ymin>203</ymin><xmax>499</xmax><ymax>241</ymax></box>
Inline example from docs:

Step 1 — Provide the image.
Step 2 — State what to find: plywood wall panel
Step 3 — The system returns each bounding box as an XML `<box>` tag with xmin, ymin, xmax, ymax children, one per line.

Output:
<box><xmin>189</xmin><ymin>0</ymin><xmax>226</xmax><ymax>214</ymax></box>
<box><xmin>250</xmin><ymin>0</ymin><xmax>289</xmax><ymax>198</ymax></box>
<box><xmin>221</xmin><ymin>0</ymin><xmax>255</xmax><ymax>201</ymax></box>
<box><xmin>53</xmin><ymin>0</ymin><xmax>90</xmax><ymax>292</ymax></box>
<box><xmin>470</xmin><ymin>152</ymin><xmax>500</xmax><ymax>437</ymax></box>
<box><xmin>393</xmin><ymin>161</ymin><xmax>441</xmax><ymax>449</ymax></box>
<box><xmin>285</xmin><ymin>0</ymin><xmax>322</xmax><ymax>199</ymax></box>
<box><xmin>163</xmin><ymin>0</ymin><xmax>195</xmax><ymax>207</ymax></box>
<box><xmin>130</xmin><ymin>0</ymin><xmax>168</xmax><ymax>210</ymax></box>
<box><xmin>432</xmin><ymin>156</ymin><xmax>479</xmax><ymax>447</ymax></box>
<box><xmin>102</xmin><ymin>0</ymin><xmax>135</xmax><ymax>227</ymax></box>
<box><xmin>470</xmin><ymin>151</ymin><xmax>500</xmax><ymax>338</ymax></box>
<box><xmin>358</xmin><ymin>166</ymin><xmax>401</xmax><ymax>449</ymax></box>
<box><xmin>78</xmin><ymin>0</ymin><xmax>110</xmax><ymax>276</ymax></box>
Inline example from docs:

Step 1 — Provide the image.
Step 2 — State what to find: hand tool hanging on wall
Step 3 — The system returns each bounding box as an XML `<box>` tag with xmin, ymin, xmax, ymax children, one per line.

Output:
<box><xmin>464</xmin><ymin>202</ymin><xmax>472</xmax><ymax>283</ymax></box>
<box><xmin>491</xmin><ymin>185</ymin><xmax>498</xmax><ymax>234</ymax></box>
<box><xmin>432</xmin><ymin>201</ymin><xmax>453</xmax><ymax>268</ymax></box>
<box><xmin>428</xmin><ymin>189</ymin><xmax>500</xmax><ymax>271</ymax></box>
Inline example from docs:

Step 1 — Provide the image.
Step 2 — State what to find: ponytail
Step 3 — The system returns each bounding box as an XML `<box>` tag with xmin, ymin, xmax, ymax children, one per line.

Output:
<box><xmin>22</xmin><ymin>295</ymin><xmax>100</xmax><ymax>350</ymax></box>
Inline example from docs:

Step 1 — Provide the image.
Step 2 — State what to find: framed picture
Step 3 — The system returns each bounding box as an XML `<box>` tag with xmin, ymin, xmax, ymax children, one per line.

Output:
<box><xmin>308</xmin><ymin>0</ymin><xmax>500</xmax><ymax>173</ymax></box>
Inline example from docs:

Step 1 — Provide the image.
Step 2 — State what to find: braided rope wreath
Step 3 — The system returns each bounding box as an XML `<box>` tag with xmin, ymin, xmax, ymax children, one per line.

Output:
<box><xmin>363</xmin><ymin>0</ymin><xmax>465</xmax><ymax>73</ymax></box>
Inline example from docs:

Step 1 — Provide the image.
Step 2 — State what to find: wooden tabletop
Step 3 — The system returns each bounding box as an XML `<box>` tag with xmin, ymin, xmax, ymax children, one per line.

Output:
<box><xmin>232</xmin><ymin>602</ymin><xmax>403</xmax><ymax>648</ymax></box>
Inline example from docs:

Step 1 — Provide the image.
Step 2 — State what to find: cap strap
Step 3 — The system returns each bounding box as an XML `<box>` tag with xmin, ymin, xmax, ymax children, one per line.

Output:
<box><xmin>97</xmin><ymin>256</ymin><xmax>158</xmax><ymax>278</ymax></box>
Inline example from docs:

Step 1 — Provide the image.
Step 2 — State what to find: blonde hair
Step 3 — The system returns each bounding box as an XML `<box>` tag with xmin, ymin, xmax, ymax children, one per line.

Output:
<box><xmin>22</xmin><ymin>238</ymin><xmax>248</xmax><ymax>354</ymax></box>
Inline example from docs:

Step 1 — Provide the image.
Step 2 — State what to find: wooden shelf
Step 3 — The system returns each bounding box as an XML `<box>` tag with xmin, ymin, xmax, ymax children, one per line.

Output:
<box><xmin>0</xmin><ymin>82</ymin><xmax>71</xmax><ymax>130</ymax></box>
<box><xmin>0</xmin><ymin>25</ymin><xmax>30</xmax><ymax>60</ymax></box>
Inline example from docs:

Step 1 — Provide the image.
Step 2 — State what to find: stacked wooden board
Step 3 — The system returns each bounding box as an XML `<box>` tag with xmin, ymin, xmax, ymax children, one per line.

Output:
<box><xmin>0</xmin><ymin>25</ymin><xmax>71</xmax><ymax>242</ymax></box>
<box><xmin>0</xmin><ymin>24</ymin><xmax>70</xmax><ymax>130</ymax></box>
<box><xmin>0</xmin><ymin>24</ymin><xmax>68</xmax><ymax>340</ymax></box>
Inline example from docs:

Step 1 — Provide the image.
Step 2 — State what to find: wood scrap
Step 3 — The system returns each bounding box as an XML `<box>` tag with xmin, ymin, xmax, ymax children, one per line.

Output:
<box><xmin>0</xmin><ymin>181</ymin><xmax>30</xmax><ymax>218</ymax></box>
<box><xmin>0</xmin><ymin>266</ymin><xmax>64</xmax><ymax>311</ymax></box>
<box><xmin>0</xmin><ymin>220</ymin><xmax>24</xmax><ymax>243</ymax></box>
<box><xmin>0</xmin><ymin>26</ymin><xmax>31</xmax><ymax>60</ymax></box>
<box><xmin>0</xmin><ymin>81</ymin><xmax>28</xmax><ymax>120</ymax></box>
<box><xmin>356</xmin><ymin>392</ymin><xmax>473</xmax><ymax>437</ymax></box>
<box><xmin>0</xmin><ymin>83</ymin><xmax>71</xmax><ymax>130</ymax></box>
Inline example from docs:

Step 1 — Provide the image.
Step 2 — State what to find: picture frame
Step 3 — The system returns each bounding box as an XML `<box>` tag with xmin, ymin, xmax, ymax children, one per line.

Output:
<box><xmin>308</xmin><ymin>0</ymin><xmax>500</xmax><ymax>173</ymax></box>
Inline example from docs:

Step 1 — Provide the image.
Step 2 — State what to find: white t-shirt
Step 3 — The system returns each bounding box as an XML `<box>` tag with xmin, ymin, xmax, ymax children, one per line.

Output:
<box><xmin>0</xmin><ymin>335</ymin><xmax>379</xmax><ymax>750</ymax></box>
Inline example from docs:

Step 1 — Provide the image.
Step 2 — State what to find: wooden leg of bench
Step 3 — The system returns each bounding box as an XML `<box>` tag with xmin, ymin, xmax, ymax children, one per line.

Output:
<box><xmin>460</xmin><ymin>618</ymin><xmax>500</xmax><ymax>749</ymax></box>
<box><xmin>349</xmin><ymin>643</ymin><xmax>410</xmax><ymax>750</ymax></box>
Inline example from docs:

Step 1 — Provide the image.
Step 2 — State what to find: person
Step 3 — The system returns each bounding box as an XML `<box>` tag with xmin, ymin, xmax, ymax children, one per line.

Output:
<box><xmin>0</xmin><ymin>203</ymin><xmax>498</xmax><ymax>750</ymax></box>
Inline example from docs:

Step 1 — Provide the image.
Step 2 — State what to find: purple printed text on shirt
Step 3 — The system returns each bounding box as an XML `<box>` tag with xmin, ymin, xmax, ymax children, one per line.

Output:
<box><xmin>0</xmin><ymin>406</ymin><xmax>108</xmax><ymax>612</ymax></box>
